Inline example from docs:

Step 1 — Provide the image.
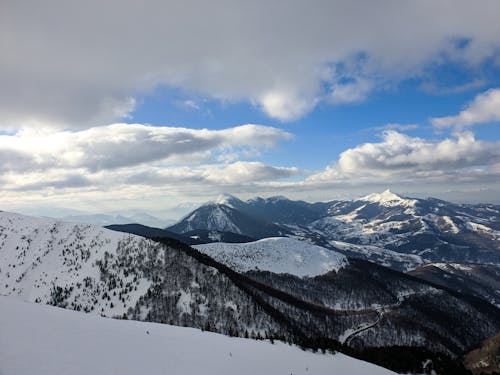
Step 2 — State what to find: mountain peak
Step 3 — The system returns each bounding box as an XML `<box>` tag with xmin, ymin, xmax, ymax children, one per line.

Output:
<box><xmin>358</xmin><ymin>189</ymin><xmax>416</xmax><ymax>207</ymax></box>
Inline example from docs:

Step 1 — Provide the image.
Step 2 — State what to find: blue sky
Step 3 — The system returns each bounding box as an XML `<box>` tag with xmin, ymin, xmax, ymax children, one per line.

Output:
<box><xmin>1</xmin><ymin>1</ymin><xmax>500</xmax><ymax>218</ymax></box>
<box><xmin>130</xmin><ymin>64</ymin><xmax>500</xmax><ymax>171</ymax></box>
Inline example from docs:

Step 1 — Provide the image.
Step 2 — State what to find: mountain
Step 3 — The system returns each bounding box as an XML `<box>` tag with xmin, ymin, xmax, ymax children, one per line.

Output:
<box><xmin>0</xmin><ymin>296</ymin><xmax>397</xmax><ymax>375</ymax></box>
<box><xmin>408</xmin><ymin>263</ymin><xmax>500</xmax><ymax>307</ymax></box>
<box><xmin>2</xmin><ymin>210</ymin><xmax>499</xmax><ymax>373</ymax></box>
<box><xmin>169</xmin><ymin>194</ymin><xmax>329</xmax><ymax>233</ymax></box>
<box><xmin>172</xmin><ymin>191</ymin><xmax>500</xmax><ymax>270</ymax></box>
<box><xmin>194</xmin><ymin>237</ymin><xmax>348</xmax><ymax>277</ymax></box>
<box><xmin>168</xmin><ymin>202</ymin><xmax>290</xmax><ymax>239</ymax></box>
<box><xmin>305</xmin><ymin>189</ymin><xmax>500</xmax><ymax>268</ymax></box>
<box><xmin>241</xmin><ymin>196</ymin><xmax>330</xmax><ymax>225</ymax></box>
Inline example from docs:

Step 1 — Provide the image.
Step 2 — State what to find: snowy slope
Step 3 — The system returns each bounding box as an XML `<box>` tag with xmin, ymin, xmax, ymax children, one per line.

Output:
<box><xmin>0</xmin><ymin>296</ymin><xmax>396</xmax><ymax>375</ymax></box>
<box><xmin>194</xmin><ymin>237</ymin><xmax>348</xmax><ymax>277</ymax></box>
<box><xmin>0</xmin><ymin>211</ymin><xmax>157</xmax><ymax>316</ymax></box>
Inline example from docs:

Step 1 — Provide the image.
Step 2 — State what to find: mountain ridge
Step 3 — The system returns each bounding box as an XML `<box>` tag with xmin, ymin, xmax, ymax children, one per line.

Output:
<box><xmin>167</xmin><ymin>191</ymin><xmax>500</xmax><ymax>270</ymax></box>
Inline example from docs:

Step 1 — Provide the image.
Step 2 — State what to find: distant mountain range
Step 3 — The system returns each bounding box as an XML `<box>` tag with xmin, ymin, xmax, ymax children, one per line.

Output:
<box><xmin>167</xmin><ymin>190</ymin><xmax>500</xmax><ymax>270</ymax></box>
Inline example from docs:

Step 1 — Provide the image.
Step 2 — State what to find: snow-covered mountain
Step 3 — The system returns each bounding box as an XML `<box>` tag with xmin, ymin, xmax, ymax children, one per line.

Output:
<box><xmin>171</xmin><ymin>191</ymin><xmax>500</xmax><ymax>270</ymax></box>
<box><xmin>168</xmin><ymin>194</ymin><xmax>329</xmax><ymax>233</ymax></box>
<box><xmin>168</xmin><ymin>201</ymin><xmax>290</xmax><ymax>238</ymax></box>
<box><xmin>306</xmin><ymin>190</ymin><xmax>500</xmax><ymax>268</ymax></box>
<box><xmin>0</xmin><ymin>296</ymin><xmax>397</xmax><ymax>375</ymax></box>
<box><xmin>194</xmin><ymin>237</ymin><xmax>348</xmax><ymax>277</ymax></box>
<box><xmin>358</xmin><ymin>189</ymin><xmax>418</xmax><ymax>207</ymax></box>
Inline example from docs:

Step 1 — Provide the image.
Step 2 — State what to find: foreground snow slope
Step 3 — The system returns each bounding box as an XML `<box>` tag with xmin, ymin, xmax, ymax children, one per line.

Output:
<box><xmin>194</xmin><ymin>237</ymin><xmax>348</xmax><ymax>277</ymax></box>
<box><xmin>0</xmin><ymin>296</ymin><xmax>396</xmax><ymax>375</ymax></box>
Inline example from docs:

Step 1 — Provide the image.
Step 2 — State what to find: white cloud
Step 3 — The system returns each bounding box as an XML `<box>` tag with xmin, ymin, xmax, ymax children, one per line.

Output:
<box><xmin>2</xmin><ymin>1</ymin><xmax>500</xmax><ymax>126</ymax></box>
<box><xmin>307</xmin><ymin>131</ymin><xmax>500</xmax><ymax>183</ymax></box>
<box><xmin>0</xmin><ymin>122</ymin><xmax>299</xmax><ymax>204</ymax></box>
<box><xmin>431</xmin><ymin>88</ymin><xmax>500</xmax><ymax>128</ymax></box>
<box><xmin>0</xmin><ymin>123</ymin><xmax>292</xmax><ymax>173</ymax></box>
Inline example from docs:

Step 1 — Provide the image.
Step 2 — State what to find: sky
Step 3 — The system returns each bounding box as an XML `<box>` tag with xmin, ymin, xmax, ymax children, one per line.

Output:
<box><xmin>1</xmin><ymin>0</ymin><xmax>500</xmax><ymax>219</ymax></box>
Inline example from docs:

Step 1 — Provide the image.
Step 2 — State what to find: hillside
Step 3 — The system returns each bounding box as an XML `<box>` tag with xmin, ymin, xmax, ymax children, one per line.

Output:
<box><xmin>409</xmin><ymin>263</ymin><xmax>500</xmax><ymax>307</ymax></box>
<box><xmin>194</xmin><ymin>237</ymin><xmax>348</xmax><ymax>277</ymax></box>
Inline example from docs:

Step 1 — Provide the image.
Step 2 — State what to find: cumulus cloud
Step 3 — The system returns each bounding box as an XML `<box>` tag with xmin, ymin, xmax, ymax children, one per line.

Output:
<box><xmin>2</xmin><ymin>1</ymin><xmax>500</xmax><ymax>126</ymax></box>
<box><xmin>0</xmin><ymin>123</ymin><xmax>292</xmax><ymax>173</ymax></box>
<box><xmin>307</xmin><ymin>131</ymin><xmax>500</xmax><ymax>183</ymax></box>
<box><xmin>431</xmin><ymin>88</ymin><xmax>500</xmax><ymax>128</ymax></box>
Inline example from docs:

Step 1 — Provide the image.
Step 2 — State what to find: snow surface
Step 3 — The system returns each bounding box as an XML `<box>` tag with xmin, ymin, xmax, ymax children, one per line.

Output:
<box><xmin>194</xmin><ymin>237</ymin><xmax>348</xmax><ymax>277</ymax></box>
<box><xmin>0</xmin><ymin>296</ymin><xmax>397</xmax><ymax>375</ymax></box>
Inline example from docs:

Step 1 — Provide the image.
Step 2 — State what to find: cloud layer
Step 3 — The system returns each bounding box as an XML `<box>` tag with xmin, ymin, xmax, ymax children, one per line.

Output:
<box><xmin>307</xmin><ymin>130</ymin><xmax>500</xmax><ymax>184</ymax></box>
<box><xmin>0</xmin><ymin>123</ymin><xmax>291</xmax><ymax>173</ymax></box>
<box><xmin>2</xmin><ymin>1</ymin><xmax>500</xmax><ymax>126</ymax></box>
<box><xmin>0</xmin><ymin>123</ymin><xmax>297</xmax><ymax>194</ymax></box>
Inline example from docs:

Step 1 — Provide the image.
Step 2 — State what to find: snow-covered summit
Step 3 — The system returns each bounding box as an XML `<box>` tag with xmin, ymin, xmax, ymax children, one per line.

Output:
<box><xmin>358</xmin><ymin>189</ymin><xmax>417</xmax><ymax>207</ymax></box>
<box><xmin>194</xmin><ymin>237</ymin><xmax>348</xmax><ymax>277</ymax></box>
